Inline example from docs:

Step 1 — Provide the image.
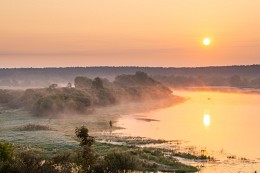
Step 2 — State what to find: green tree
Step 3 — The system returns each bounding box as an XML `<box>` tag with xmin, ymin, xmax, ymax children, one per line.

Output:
<box><xmin>75</xmin><ymin>126</ymin><xmax>95</xmax><ymax>172</ymax></box>
<box><xmin>75</xmin><ymin>126</ymin><xmax>94</xmax><ymax>147</ymax></box>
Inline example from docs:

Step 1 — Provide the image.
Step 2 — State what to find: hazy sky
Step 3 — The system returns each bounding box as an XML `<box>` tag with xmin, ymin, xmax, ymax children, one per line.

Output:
<box><xmin>1</xmin><ymin>0</ymin><xmax>260</xmax><ymax>67</ymax></box>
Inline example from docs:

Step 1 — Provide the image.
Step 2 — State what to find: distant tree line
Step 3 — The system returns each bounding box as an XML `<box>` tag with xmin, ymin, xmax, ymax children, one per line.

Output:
<box><xmin>154</xmin><ymin>74</ymin><xmax>260</xmax><ymax>88</ymax></box>
<box><xmin>0</xmin><ymin>65</ymin><xmax>259</xmax><ymax>88</ymax></box>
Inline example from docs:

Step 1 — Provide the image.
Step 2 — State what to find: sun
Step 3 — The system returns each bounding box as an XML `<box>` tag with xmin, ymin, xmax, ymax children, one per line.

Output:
<box><xmin>203</xmin><ymin>38</ymin><xmax>211</xmax><ymax>46</ymax></box>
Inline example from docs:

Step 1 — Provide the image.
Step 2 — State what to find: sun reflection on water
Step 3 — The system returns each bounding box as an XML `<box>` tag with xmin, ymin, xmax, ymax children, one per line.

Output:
<box><xmin>204</xmin><ymin>114</ymin><xmax>211</xmax><ymax>126</ymax></box>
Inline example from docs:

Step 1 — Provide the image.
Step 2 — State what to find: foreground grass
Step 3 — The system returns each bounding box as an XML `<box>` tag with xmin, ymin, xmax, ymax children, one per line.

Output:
<box><xmin>0</xmin><ymin>108</ymin><xmax>202</xmax><ymax>172</ymax></box>
<box><xmin>93</xmin><ymin>142</ymin><xmax>199</xmax><ymax>172</ymax></box>
<box><xmin>3</xmin><ymin>141</ymin><xmax>199</xmax><ymax>173</ymax></box>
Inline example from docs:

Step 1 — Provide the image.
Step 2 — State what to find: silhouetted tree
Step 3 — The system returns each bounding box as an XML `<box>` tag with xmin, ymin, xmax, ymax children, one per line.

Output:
<box><xmin>48</xmin><ymin>83</ymin><xmax>58</xmax><ymax>90</ymax></box>
<box><xmin>75</xmin><ymin>126</ymin><xmax>95</xmax><ymax>172</ymax></box>
<box><xmin>91</xmin><ymin>77</ymin><xmax>104</xmax><ymax>90</ymax></box>
<box><xmin>74</xmin><ymin>77</ymin><xmax>92</xmax><ymax>89</ymax></box>
<box><xmin>66</xmin><ymin>82</ymin><xmax>72</xmax><ymax>88</ymax></box>
<box><xmin>114</xmin><ymin>71</ymin><xmax>156</xmax><ymax>87</ymax></box>
<box><xmin>75</xmin><ymin>126</ymin><xmax>94</xmax><ymax>147</ymax></box>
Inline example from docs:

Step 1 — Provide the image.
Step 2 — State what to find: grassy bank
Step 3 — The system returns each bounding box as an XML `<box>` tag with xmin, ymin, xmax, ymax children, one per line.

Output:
<box><xmin>0</xmin><ymin>100</ymin><xmax>207</xmax><ymax>172</ymax></box>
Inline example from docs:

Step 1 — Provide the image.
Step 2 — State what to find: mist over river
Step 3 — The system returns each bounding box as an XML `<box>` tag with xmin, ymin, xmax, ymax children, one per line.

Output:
<box><xmin>115</xmin><ymin>89</ymin><xmax>260</xmax><ymax>172</ymax></box>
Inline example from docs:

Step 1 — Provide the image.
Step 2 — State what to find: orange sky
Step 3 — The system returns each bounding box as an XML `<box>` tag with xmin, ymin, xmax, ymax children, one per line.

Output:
<box><xmin>1</xmin><ymin>0</ymin><xmax>260</xmax><ymax>67</ymax></box>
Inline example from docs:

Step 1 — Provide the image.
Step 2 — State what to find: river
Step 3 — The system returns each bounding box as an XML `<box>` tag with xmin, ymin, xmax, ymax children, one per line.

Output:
<box><xmin>115</xmin><ymin>89</ymin><xmax>260</xmax><ymax>172</ymax></box>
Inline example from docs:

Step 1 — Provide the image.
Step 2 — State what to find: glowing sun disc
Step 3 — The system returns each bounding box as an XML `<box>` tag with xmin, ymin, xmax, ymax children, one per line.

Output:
<box><xmin>203</xmin><ymin>38</ymin><xmax>211</xmax><ymax>46</ymax></box>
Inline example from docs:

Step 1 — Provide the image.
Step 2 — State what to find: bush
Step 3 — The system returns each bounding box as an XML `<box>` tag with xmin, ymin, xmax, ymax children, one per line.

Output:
<box><xmin>6</xmin><ymin>151</ymin><xmax>59</xmax><ymax>173</ymax></box>
<box><xmin>0</xmin><ymin>141</ymin><xmax>13</xmax><ymax>162</ymax></box>
<box><xmin>104</xmin><ymin>152</ymin><xmax>140</xmax><ymax>173</ymax></box>
<box><xmin>0</xmin><ymin>150</ymin><xmax>78</xmax><ymax>173</ymax></box>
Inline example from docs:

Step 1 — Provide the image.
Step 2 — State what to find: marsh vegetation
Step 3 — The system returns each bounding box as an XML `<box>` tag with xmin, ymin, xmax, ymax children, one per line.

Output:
<box><xmin>0</xmin><ymin>126</ymin><xmax>202</xmax><ymax>173</ymax></box>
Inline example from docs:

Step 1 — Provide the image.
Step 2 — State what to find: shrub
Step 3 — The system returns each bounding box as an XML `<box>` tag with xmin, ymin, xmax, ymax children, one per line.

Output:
<box><xmin>0</xmin><ymin>141</ymin><xmax>13</xmax><ymax>162</ymax></box>
<box><xmin>104</xmin><ymin>152</ymin><xmax>139</xmax><ymax>173</ymax></box>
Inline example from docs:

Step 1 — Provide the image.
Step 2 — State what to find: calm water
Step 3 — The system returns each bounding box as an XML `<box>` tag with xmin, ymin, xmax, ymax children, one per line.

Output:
<box><xmin>115</xmin><ymin>90</ymin><xmax>260</xmax><ymax>172</ymax></box>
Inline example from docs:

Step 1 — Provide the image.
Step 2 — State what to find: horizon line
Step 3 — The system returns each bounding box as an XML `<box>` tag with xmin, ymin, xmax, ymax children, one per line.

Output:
<box><xmin>0</xmin><ymin>64</ymin><xmax>259</xmax><ymax>70</ymax></box>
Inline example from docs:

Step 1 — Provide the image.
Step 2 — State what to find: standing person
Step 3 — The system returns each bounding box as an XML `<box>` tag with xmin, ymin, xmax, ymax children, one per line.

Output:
<box><xmin>109</xmin><ymin>120</ymin><xmax>112</xmax><ymax>128</ymax></box>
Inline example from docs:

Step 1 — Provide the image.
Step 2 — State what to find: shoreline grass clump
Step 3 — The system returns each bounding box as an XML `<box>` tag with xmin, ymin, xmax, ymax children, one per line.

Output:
<box><xmin>173</xmin><ymin>152</ymin><xmax>214</xmax><ymax>161</ymax></box>
<box><xmin>17</xmin><ymin>123</ymin><xmax>51</xmax><ymax>131</ymax></box>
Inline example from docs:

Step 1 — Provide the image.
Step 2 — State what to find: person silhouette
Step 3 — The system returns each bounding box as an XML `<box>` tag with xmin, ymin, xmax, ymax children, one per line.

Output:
<box><xmin>109</xmin><ymin>120</ymin><xmax>112</xmax><ymax>128</ymax></box>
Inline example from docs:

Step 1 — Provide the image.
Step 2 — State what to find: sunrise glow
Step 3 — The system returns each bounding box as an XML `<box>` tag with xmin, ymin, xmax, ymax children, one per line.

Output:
<box><xmin>1</xmin><ymin>1</ymin><xmax>260</xmax><ymax>67</ymax></box>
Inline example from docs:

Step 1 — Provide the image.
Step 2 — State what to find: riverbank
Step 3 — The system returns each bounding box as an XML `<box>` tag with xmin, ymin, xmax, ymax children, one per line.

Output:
<box><xmin>0</xmin><ymin>96</ymin><xmax>206</xmax><ymax>172</ymax></box>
